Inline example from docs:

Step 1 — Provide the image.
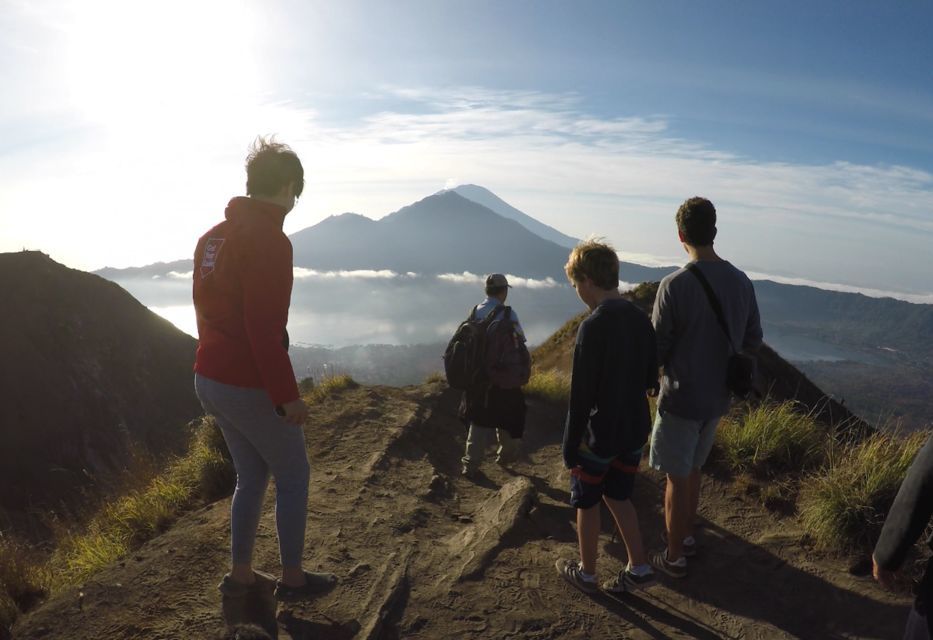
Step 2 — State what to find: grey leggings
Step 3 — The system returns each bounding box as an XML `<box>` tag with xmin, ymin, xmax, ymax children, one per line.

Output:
<box><xmin>195</xmin><ymin>374</ymin><xmax>310</xmax><ymax>568</ymax></box>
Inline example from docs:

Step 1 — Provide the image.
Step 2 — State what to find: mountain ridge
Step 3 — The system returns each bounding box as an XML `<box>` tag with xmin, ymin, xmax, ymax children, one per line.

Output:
<box><xmin>0</xmin><ymin>251</ymin><xmax>202</xmax><ymax>525</ymax></box>
<box><xmin>452</xmin><ymin>183</ymin><xmax>579</xmax><ymax>249</ymax></box>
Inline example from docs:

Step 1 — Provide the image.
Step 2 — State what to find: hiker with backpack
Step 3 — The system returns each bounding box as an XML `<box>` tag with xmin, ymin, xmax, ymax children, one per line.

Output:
<box><xmin>445</xmin><ymin>273</ymin><xmax>531</xmax><ymax>479</ymax></box>
<box><xmin>649</xmin><ymin>197</ymin><xmax>763</xmax><ymax>578</ymax></box>
<box><xmin>555</xmin><ymin>239</ymin><xmax>660</xmax><ymax>594</ymax></box>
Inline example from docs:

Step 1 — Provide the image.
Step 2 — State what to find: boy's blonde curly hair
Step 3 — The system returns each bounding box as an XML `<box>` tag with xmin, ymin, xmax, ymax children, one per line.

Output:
<box><xmin>564</xmin><ymin>238</ymin><xmax>620</xmax><ymax>290</ymax></box>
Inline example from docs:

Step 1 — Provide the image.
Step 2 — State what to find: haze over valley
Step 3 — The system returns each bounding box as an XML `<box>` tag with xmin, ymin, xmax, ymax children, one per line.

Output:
<box><xmin>96</xmin><ymin>186</ymin><xmax>933</xmax><ymax>429</ymax></box>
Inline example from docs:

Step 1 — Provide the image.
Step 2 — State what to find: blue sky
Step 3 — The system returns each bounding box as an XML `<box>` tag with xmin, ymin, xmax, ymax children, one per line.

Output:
<box><xmin>2</xmin><ymin>0</ymin><xmax>932</xmax><ymax>298</ymax></box>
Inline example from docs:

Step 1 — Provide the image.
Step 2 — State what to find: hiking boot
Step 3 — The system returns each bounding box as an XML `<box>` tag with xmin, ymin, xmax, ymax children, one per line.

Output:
<box><xmin>555</xmin><ymin>558</ymin><xmax>598</xmax><ymax>594</ymax></box>
<box><xmin>651</xmin><ymin>549</ymin><xmax>687</xmax><ymax>579</ymax></box>
<box><xmin>219</xmin><ymin>571</ymin><xmax>278</xmax><ymax>639</ymax></box>
<box><xmin>661</xmin><ymin>531</ymin><xmax>697</xmax><ymax>557</ymax></box>
<box><xmin>274</xmin><ymin>570</ymin><xmax>338</xmax><ymax>602</ymax></box>
<box><xmin>461</xmin><ymin>464</ymin><xmax>478</xmax><ymax>479</ymax></box>
<box><xmin>218</xmin><ymin>571</ymin><xmax>276</xmax><ymax>598</ymax></box>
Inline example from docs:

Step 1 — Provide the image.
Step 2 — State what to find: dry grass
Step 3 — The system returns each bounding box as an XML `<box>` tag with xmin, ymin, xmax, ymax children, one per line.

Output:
<box><xmin>800</xmin><ymin>428</ymin><xmax>928</xmax><ymax>551</ymax></box>
<box><xmin>49</xmin><ymin>418</ymin><xmax>234</xmax><ymax>589</ymax></box>
<box><xmin>523</xmin><ymin>369</ymin><xmax>571</xmax><ymax>404</ymax></box>
<box><xmin>306</xmin><ymin>374</ymin><xmax>358</xmax><ymax>405</ymax></box>
<box><xmin>37</xmin><ymin>377</ymin><xmax>356</xmax><ymax>594</ymax></box>
<box><xmin>423</xmin><ymin>371</ymin><xmax>446</xmax><ymax>385</ymax></box>
<box><xmin>715</xmin><ymin>401</ymin><xmax>826</xmax><ymax>476</ymax></box>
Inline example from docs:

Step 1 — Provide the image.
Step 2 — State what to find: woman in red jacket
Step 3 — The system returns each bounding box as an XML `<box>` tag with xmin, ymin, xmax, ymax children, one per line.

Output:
<box><xmin>193</xmin><ymin>137</ymin><xmax>335</xmax><ymax>602</ymax></box>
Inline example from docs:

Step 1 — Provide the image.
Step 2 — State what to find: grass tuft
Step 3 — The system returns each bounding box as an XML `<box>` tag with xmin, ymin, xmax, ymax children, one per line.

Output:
<box><xmin>716</xmin><ymin>401</ymin><xmax>826</xmax><ymax>476</ymax></box>
<box><xmin>800</xmin><ymin>429</ymin><xmax>928</xmax><ymax>551</ymax></box>
<box><xmin>297</xmin><ymin>376</ymin><xmax>316</xmax><ymax>395</ymax></box>
<box><xmin>50</xmin><ymin>418</ymin><xmax>234</xmax><ymax>589</ymax></box>
<box><xmin>524</xmin><ymin>369</ymin><xmax>571</xmax><ymax>404</ymax></box>
<box><xmin>423</xmin><ymin>371</ymin><xmax>446</xmax><ymax>386</ymax></box>
<box><xmin>306</xmin><ymin>374</ymin><xmax>358</xmax><ymax>404</ymax></box>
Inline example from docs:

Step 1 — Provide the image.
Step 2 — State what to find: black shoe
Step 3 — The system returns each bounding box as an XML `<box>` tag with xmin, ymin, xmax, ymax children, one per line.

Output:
<box><xmin>274</xmin><ymin>570</ymin><xmax>338</xmax><ymax>601</ymax></box>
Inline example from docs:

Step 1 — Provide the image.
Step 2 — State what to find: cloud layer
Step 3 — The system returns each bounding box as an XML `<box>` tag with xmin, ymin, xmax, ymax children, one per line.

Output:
<box><xmin>2</xmin><ymin>70</ymin><xmax>932</xmax><ymax>296</ymax></box>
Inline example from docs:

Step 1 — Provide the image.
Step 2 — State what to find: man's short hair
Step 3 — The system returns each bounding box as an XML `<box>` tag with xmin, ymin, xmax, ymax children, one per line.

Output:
<box><xmin>245</xmin><ymin>136</ymin><xmax>304</xmax><ymax>199</ymax></box>
<box><xmin>564</xmin><ymin>238</ymin><xmax>619</xmax><ymax>290</ymax></box>
<box><xmin>676</xmin><ymin>197</ymin><xmax>717</xmax><ymax>246</ymax></box>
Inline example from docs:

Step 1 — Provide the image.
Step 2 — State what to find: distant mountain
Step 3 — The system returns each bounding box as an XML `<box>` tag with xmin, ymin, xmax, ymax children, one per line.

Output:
<box><xmin>0</xmin><ymin>252</ymin><xmax>201</xmax><ymax>517</ymax></box>
<box><xmin>532</xmin><ymin>282</ymin><xmax>865</xmax><ymax>429</ymax></box>
<box><xmin>95</xmin><ymin>188</ymin><xmax>672</xmax><ymax>285</ymax></box>
<box><xmin>754</xmin><ymin>279</ymin><xmax>933</xmax><ymax>362</ymax></box>
<box><xmin>452</xmin><ymin>184</ymin><xmax>579</xmax><ymax>249</ymax></box>
<box><xmin>96</xmin><ymin>258</ymin><xmax>192</xmax><ymax>280</ymax></box>
<box><xmin>290</xmin><ymin>190</ymin><xmax>572</xmax><ymax>279</ymax></box>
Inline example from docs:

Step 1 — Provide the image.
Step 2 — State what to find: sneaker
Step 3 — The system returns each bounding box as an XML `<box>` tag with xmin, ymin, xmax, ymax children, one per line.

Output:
<box><xmin>274</xmin><ymin>570</ymin><xmax>338</xmax><ymax>602</ymax></box>
<box><xmin>625</xmin><ymin>565</ymin><xmax>657</xmax><ymax>590</ymax></box>
<box><xmin>661</xmin><ymin>531</ymin><xmax>697</xmax><ymax>557</ymax></box>
<box><xmin>651</xmin><ymin>549</ymin><xmax>687</xmax><ymax>579</ymax></box>
<box><xmin>603</xmin><ymin>565</ymin><xmax>657</xmax><ymax>594</ymax></box>
<box><xmin>555</xmin><ymin>558</ymin><xmax>599</xmax><ymax>594</ymax></box>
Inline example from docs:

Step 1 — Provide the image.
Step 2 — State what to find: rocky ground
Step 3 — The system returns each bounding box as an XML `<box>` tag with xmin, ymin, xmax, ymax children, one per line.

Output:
<box><xmin>12</xmin><ymin>382</ymin><xmax>912</xmax><ymax>639</ymax></box>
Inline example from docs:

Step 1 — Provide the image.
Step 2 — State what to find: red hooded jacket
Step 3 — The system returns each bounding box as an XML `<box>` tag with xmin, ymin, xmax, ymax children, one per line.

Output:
<box><xmin>193</xmin><ymin>197</ymin><xmax>300</xmax><ymax>406</ymax></box>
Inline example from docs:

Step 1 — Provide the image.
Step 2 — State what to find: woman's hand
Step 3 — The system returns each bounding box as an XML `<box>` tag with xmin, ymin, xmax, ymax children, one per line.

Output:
<box><xmin>279</xmin><ymin>398</ymin><xmax>309</xmax><ymax>425</ymax></box>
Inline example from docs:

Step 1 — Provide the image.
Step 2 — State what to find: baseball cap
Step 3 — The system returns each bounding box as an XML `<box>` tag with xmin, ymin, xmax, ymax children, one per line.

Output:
<box><xmin>485</xmin><ymin>273</ymin><xmax>511</xmax><ymax>288</ymax></box>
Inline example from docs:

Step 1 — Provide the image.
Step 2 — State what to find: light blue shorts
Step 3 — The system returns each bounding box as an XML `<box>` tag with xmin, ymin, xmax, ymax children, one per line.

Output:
<box><xmin>648</xmin><ymin>409</ymin><xmax>721</xmax><ymax>478</ymax></box>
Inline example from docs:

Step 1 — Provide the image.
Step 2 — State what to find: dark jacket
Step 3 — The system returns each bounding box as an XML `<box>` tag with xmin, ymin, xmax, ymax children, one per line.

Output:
<box><xmin>875</xmin><ymin>435</ymin><xmax>933</xmax><ymax>617</ymax></box>
<box><xmin>562</xmin><ymin>298</ymin><xmax>658</xmax><ymax>467</ymax></box>
<box><xmin>459</xmin><ymin>385</ymin><xmax>526</xmax><ymax>438</ymax></box>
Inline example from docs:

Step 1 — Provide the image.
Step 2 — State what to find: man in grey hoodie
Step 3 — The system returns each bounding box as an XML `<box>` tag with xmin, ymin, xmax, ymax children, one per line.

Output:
<box><xmin>649</xmin><ymin>197</ymin><xmax>763</xmax><ymax>578</ymax></box>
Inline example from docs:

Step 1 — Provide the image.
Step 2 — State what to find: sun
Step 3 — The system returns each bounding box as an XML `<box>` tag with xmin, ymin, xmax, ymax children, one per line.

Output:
<box><xmin>63</xmin><ymin>0</ymin><xmax>258</xmax><ymax>137</ymax></box>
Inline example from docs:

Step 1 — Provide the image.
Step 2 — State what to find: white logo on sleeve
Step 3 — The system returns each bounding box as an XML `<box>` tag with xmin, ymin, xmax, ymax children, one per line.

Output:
<box><xmin>200</xmin><ymin>238</ymin><xmax>225</xmax><ymax>278</ymax></box>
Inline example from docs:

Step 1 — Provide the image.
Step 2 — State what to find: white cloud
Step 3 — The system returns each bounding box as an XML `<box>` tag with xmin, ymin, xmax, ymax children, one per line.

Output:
<box><xmin>746</xmin><ymin>271</ymin><xmax>933</xmax><ymax>305</ymax></box>
<box><xmin>436</xmin><ymin>272</ymin><xmax>564</xmax><ymax>289</ymax></box>
<box><xmin>436</xmin><ymin>272</ymin><xmax>484</xmax><ymax>285</ymax></box>
<box><xmin>2</xmin><ymin>78</ymin><xmax>933</xmax><ymax>295</ymax></box>
<box><xmin>293</xmin><ymin>268</ymin><xmax>403</xmax><ymax>280</ymax></box>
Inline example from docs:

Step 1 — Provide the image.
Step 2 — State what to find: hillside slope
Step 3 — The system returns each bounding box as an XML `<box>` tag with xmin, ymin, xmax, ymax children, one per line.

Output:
<box><xmin>532</xmin><ymin>283</ymin><xmax>864</xmax><ymax>428</ymax></box>
<box><xmin>13</xmin><ymin>381</ymin><xmax>908</xmax><ymax>639</ymax></box>
<box><xmin>0</xmin><ymin>252</ymin><xmax>201</xmax><ymax>525</ymax></box>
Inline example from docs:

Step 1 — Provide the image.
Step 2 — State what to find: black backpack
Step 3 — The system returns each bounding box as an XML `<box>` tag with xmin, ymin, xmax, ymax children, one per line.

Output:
<box><xmin>443</xmin><ymin>305</ymin><xmax>508</xmax><ymax>391</ymax></box>
<box><xmin>484</xmin><ymin>309</ymin><xmax>531</xmax><ymax>389</ymax></box>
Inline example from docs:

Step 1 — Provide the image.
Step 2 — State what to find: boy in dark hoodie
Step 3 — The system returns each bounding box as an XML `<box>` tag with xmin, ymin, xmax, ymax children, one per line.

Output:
<box><xmin>555</xmin><ymin>239</ymin><xmax>660</xmax><ymax>594</ymax></box>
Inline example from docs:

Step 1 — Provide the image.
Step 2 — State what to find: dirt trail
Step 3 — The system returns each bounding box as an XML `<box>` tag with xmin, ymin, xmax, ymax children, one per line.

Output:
<box><xmin>13</xmin><ymin>382</ymin><xmax>911</xmax><ymax>639</ymax></box>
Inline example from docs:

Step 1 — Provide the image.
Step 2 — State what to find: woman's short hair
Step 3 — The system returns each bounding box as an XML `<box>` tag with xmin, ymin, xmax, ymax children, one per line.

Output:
<box><xmin>564</xmin><ymin>238</ymin><xmax>619</xmax><ymax>290</ymax></box>
<box><xmin>245</xmin><ymin>136</ymin><xmax>304</xmax><ymax>199</ymax></box>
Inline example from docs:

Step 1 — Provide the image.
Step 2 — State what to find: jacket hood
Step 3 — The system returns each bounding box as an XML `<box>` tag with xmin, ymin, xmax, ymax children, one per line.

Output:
<box><xmin>224</xmin><ymin>196</ymin><xmax>288</xmax><ymax>229</ymax></box>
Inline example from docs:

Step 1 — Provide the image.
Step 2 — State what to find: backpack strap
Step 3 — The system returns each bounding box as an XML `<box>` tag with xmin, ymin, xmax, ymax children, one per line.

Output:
<box><xmin>687</xmin><ymin>264</ymin><xmax>736</xmax><ymax>354</ymax></box>
<box><xmin>468</xmin><ymin>304</ymin><xmax>479</xmax><ymax>321</ymax></box>
<box><xmin>482</xmin><ymin>304</ymin><xmax>509</xmax><ymax>327</ymax></box>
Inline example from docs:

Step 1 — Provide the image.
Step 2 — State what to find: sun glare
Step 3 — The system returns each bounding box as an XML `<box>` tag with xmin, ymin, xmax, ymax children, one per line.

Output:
<box><xmin>64</xmin><ymin>0</ymin><xmax>258</xmax><ymax>138</ymax></box>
